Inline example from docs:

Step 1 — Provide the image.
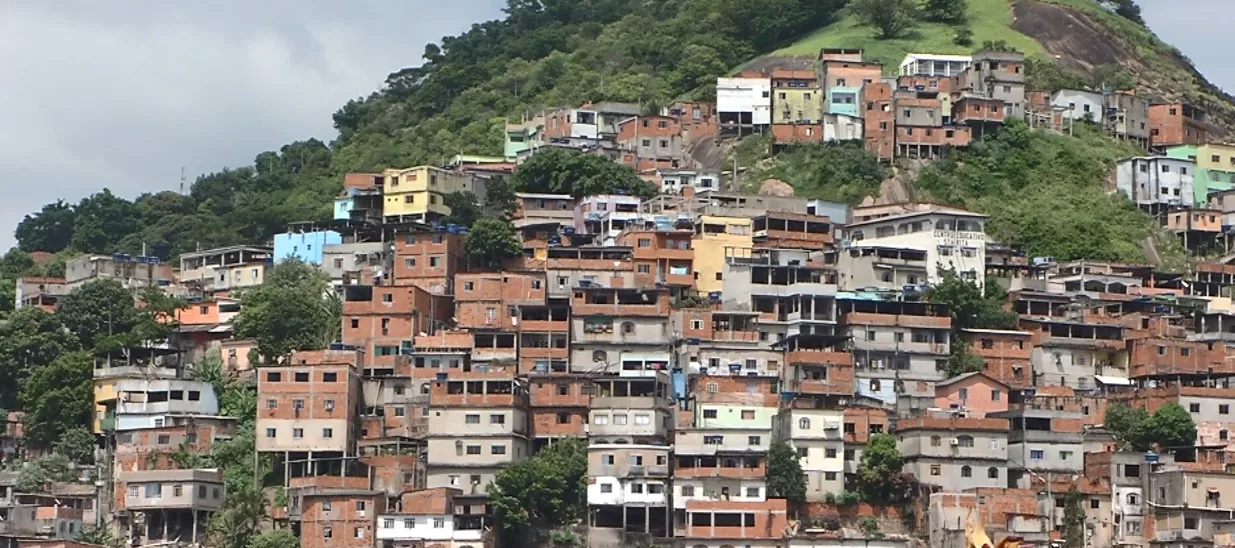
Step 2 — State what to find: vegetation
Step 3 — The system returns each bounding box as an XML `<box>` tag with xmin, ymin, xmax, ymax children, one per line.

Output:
<box><xmin>854</xmin><ymin>433</ymin><xmax>917</xmax><ymax>503</ymax></box>
<box><xmin>1063</xmin><ymin>487</ymin><xmax>1085</xmax><ymax>548</ymax></box>
<box><xmin>849</xmin><ymin>0</ymin><xmax>920</xmax><ymax>40</ymax></box>
<box><xmin>1105</xmin><ymin>402</ymin><xmax>1198</xmax><ymax>451</ymax></box>
<box><xmin>915</xmin><ymin>120</ymin><xmax>1186</xmax><ymax>263</ymax></box>
<box><xmin>54</xmin><ymin>427</ymin><xmax>97</xmax><ymax>465</ymax></box>
<box><xmin>924</xmin><ymin>0</ymin><xmax>969</xmax><ymax>25</ymax></box>
<box><xmin>0</xmin><ymin>308</ymin><xmax>79</xmax><ymax>409</ymax></box>
<box><xmin>745</xmin><ymin>141</ymin><xmax>887</xmax><ymax>203</ymax></box>
<box><xmin>489</xmin><ymin>437</ymin><xmax>587</xmax><ymax>541</ymax></box>
<box><xmin>77</xmin><ymin>527</ymin><xmax>125</xmax><ymax>548</ymax></box>
<box><xmin>511</xmin><ymin>148</ymin><xmax>656</xmax><ymax>199</ymax></box>
<box><xmin>926</xmin><ymin>272</ymin><xmax>1018</xmax><ymax>377</ymax></box>
<box><xmin>16</xmin><ymin>453</ymin><xmax>77</xmax><ymax>492</ymax></box>
<box><xmin>465</xmin><ymin>219</ymin><xmax>524</xmax><ymax>270</ymax></box>
<box><xmin>246</xmin><ymin>530</ymin><xmax>301</xmax><ymax>548</ymax></box>
<box><xmin>766</xmin><ymin>441</ymin><xmax>807</xmax><ymax>505</ymax></box>
<box><xmin>20</xmin><ymin>351</ymin><xmax>93</xmax><ymax>449</ymax></box>
<box><xmin>234</xmin><ymin>259</ymin><xmax>337</xmax><ymax>362</ymax></box>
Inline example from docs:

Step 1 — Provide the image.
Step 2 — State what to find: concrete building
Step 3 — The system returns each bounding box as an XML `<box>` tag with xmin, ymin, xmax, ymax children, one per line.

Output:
<box><xmin>717</xmin><ymin>77</ymin><xmax>772</xmax><ymax>134</ymax></box>
<box><xmin>1115</xmin><ymin>156</ymin><xmax>1196</xmax><ymax>212</ymax></box>
<box><xmin>992</xmin><ymin>388</ymin><xmax>1085</xmax><ymax>489</ymax></box>
<box><xmin>66</xmin><ymin>254</ymin><xmax>173</xmax><ymax>292</ymax></box>
<box><xmin>274</xmin><ymin>230</ymin><xmax>343</xmax><ymax>266</ymax></box>
<box><xmin>588</xmin><ymin>373</ymin><xmax>673</xmax><ymax>444</ymax></box>
<box><xmin>116</xmin><ymin>469</ymin><xmax>223</xmax><ymax>545</ymax></box>
<box><xmin>374</xmin><ymin>488</ymin><xmax>490</xmax><ymax>548</ymax></box>
<box><xmin>381</xmin><ymin>166</ymin><xmax>476</xmax><ymax>223</ymax></box>
<box><xmin>256</xmin><ymin>350</ymin><xmax>363</xmax><ymax>466</ymax></box>
<box><xmin>177</xmin><ymin>245</ymin><xmax>273</xmax><ymax>296</ymax></box>
<box><xmin>959</xmin><ymin>329</ymin><xmax>1033</xmax><ymax>389</ymax></box>
<box><xmin>840</xmin><ymin>298</ymin><xmax>951</xmax><ymax>411</ymax></box>
<box><xmin>771</xmin><ymin>69</ymin><xmax>823</xmax><ymax>124</ymax></box>
<box><xmin>14</xmin><ymin>276</ymin><xmax>66</xmax><ymax>312</ymax></box>
<box><xmin>587</xmin><ymin>444</ymin><xmax>671</xmax><ymax>545</ymax></box>
<box><xmin>322</xmin><ymin>241</ymin><xmax>391</xmax><ymax>286</ymax></box>
<box><xmin>958</xmin><ymin>50</ymin><xmax>1026</xmax><ymax>118</ymax></box>
<box><xmin>616</xmin><ymin>115</ymin><xmax>686</xmax><ymax>172</ymax></box>
<box><xmin>1151</xmin><ymin>102</ymin><xmax>1224</xmax><ymax>149</ymax></box>
<box><xmin>835</xmin><ymin>245</ymin><xmax>928</xmax><ymax>292</ymax></box>
<box><xmin>899</xmin><ymin>53</ymin><xmax>971</xmax><ymax>77</ymax></box>
<box><xmin>424</xmin><ymin>368</ymin><xmax>528</xmax><ymax>500</ymax></box>
<box><xmin>844</xmin><ymin>206</ymin><xmax>988</xmax><ymax>289</ymax></box>
<box><xmin>614</xmin><ymin>228</ymin><xmax>694</xmax><ymax>290</ymax></box>
<box><xmin>1052</xmin><ymin>89</ymin><xmax>1104</xmax><ymax>122</ymax></box>
<box><xmin>1168</xmin><ymin>143</ymin><xmax>1235</xmax><ymax>206</ymax></box>
<box><xmin>568</xmin><ymin>286</ymin><xmax>671</xmax><ymax>377</ymax></box>
<box><xmin>897</xmin><ymin>412</ymin><xmax>1010</xmax><ymax>492</ymax></box>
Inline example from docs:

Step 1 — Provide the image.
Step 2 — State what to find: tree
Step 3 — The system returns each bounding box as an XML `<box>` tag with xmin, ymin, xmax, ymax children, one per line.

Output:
<box><xmin>489</xmin><ymin>438</ymin><xmax>587</xmax><ymax>539</ymax></box>
<box><xmin>206</xmin><ymin>485</ymin><xmax>268</xmax><ymax>548</ymax></box>
<box><xmin>1101</xmin><ymin>0</ymin><xmax>1144</xmax><ymax>24</ymax></box>
<box><xmin>979</xmin><ymin>40</ymin><xmax>1019</xmax><ymax>52</ymax></box>
<box><xmin>953</xmin><ymin>26</ymin><xmax>974</xmax><ymax>47</ymax></box>
<box><xmin>15</xmin><ymin>200</ymin><xmax>76</xmax><ymax>253</ymax></box>
<box><xmin>483</xmin><ymin>177</ymin><xmax>519</xmax><ymax>219</ymax></box>
<box><xmin>443</xmin><ymin>191</ymin><xmax>485</xmax><ymax>228</ymax></box>
<box><xmin>1063</xmin><ymin>487</ymin><xmax>1085</xmax><ymax>548</ymax></box>
<box><xmin>246</xmin><ymin>530</ymin><xmax>300</xmax><ymax>548</ymax></box>
<box><xmin>511</xmin><ymin>148</ymin><xmax>658</xmax><ymax>199</ymax></box>
<box><xmin>854</xmin><ymin>433</ymin><xmax>917</xmax><ymax>502</ymax></box>
<box><xmin>465</xmin><ymin>218</ymin><xmax>522</xmax><ymax>271</ymax></box>
<box><xmin>849</xmin><ymin>0</ymin><xmax>919</xmax><ymax>39</ymax></box>
<box><xmin>234</xmin><ymin>259</ymin><xmax>335</xmax><ymax>362</ymax></box>
<box><xmin>55</xmin><ymin>279</ymin><xmax>139</xmax><ymax>351</ymax></box>
<box><xmin>0</xmin><ymin>308</ymin><xmax>79</xmax><ymax>408</ymax></box>
<box><xmin>54</xmin><ymin>427</ymin><xmax>96</xmax><ymax>465</ymax></box>
<box><xmin>926</xmin><ymin>273</ymin><xmax>1017</xmax><ymax>377</ymax></box>
<box><xmin>20</xmin><ymin>351</ymin><xmax>93</xmax><ymax>449</ymax></box>
<box><xmin>16</xmin><ymin>454</ymin><xmax>76</xmax><ymax>492</ymax></box>
<box><xmin>77</xmin><ymin>527</ymin><xmax>124</xmax><ymax>548</ymax></box>
<box><xmin>1105</xmin><ymin>402</ymin><xmax>1196</xmax><ymax>451</ymax></box>
<box><xmin>766</xmin><ymin>441</ymin><xmax>806</xmax><ymax>505</ymax></box>
<box><xmin>70</xmin><ymin>189</ymin><xmax>140</xmax><ymax>254</ymax></box>
<box><xmin>757</xmin><ymin>141</ymin><xmax>887</xmax><ymax>203</ymax></box>
<box><xmin>924</xmin><ymin>0</ymin><xmax>968</xmax><ymax>24</ymax></box>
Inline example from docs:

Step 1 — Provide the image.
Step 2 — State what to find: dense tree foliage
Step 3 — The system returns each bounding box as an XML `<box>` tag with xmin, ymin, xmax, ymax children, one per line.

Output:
<box><xmin>915</xmin><ymin>120</ymin><xmax>1174</xmax><ymax>262</ymax></box>
<box><xmin>926</xmin><ymin>272</ymin><xmax>1017</xmax><ymax>377</ymax></box>
<box><xmin>1063</xmin><ymin>487</ymin><xmax>1085</xmax><ymax>548</ymax></box>
<box><xmin>924</xmin><ymin>0</ymin><xmax>968</xmax><ymax>25</ymax></box>
<box><xmin>489</xmin><ymin>437</ymin><xmax>587</xmax><ymax>542</ymax></box>
<box><xmin>19</xmin><ymin>351</ymin><xmax>94</xmax><ymax>448</ymax></box>
<box><xmin>15</xmin><ymin>201</ymin><xmax>76</xmax><ymax>253</ymax></box>
<box><xmin>234</xmin><ymin>259</ymin><xmax>336</xmax><ymax>362</ymax></box>
<box><xmin>511</xmin><ymin>148</ymin><xmax>657</xmax><ymax>198</ymax></box>
<box><xmin>766</xmin><ymin>441</ymin><xmax>806</xmax><ymax>505</ymax></box>
<box><xmin>0</xmin><ymin>308</ymin><xmax>80</xmax><ymax>408</ymax></box>
<box><xmin>465</xmin><ymin>219</ymin><xmax>523</xmax><ymax>271</ymax></box>
<box><xmin>1105</xmin><ymin>402</ymin><xmax>1197</xmax><ymax>451</ymax></box>
<box><xmin>854</xmin><ymin>433</ymin><xmax>918</xmax><ymax>502</ymax></box>
<box><xmin>849</xmin><ymin>0</ymin><xmax>920</xmax><ymax>39</ymax></box>
<box><xmin>16</xmin><ymin>453</ymin><xmax>77</xmax><ymax>492</ymax></box>
<box><xmin>53</xmin><ymin>426</ymin><xmax>97</xmax><ymax>465</ymax></box>
<box><xmin>750</xmin><ymin>141</ymin><xmax>887</xmax><ymax>204</ymax></box>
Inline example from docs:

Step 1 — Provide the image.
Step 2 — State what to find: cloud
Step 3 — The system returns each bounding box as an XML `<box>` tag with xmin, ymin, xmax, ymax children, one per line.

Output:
<box><xmin>0</xmin><ymin>0</ymin><xmax>505</xmax><ymax>250</ymax></box>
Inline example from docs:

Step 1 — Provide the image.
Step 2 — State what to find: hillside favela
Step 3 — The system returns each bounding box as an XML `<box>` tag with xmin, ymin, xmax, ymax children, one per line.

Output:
<box><xmin>11</xmin><ymin>1</ymin><xmax>1235</xmax><ymax>548</ymax></box>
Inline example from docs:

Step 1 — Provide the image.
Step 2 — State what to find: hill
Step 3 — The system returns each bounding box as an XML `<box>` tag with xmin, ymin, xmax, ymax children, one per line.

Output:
<box><xmin>3</xmin><ymin>0</ymin><xmax>1229</xmax><ymax>292</ymax></box>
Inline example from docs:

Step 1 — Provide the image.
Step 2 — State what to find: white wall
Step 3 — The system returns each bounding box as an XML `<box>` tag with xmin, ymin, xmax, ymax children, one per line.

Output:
<box><xmin>1052</xmin><ymin>90</ymin><xmax>1104</xmax><ymax>121</ymax></box>
<box><xmin>718</xmin><ymin>78</ymin><xmax>772</xmax><ymax>126</ymax></box>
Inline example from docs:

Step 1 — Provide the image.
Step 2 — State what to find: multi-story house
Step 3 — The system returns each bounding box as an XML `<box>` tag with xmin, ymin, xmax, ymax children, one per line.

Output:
<box><xmin>933</xmin><ymin>371</ymin><xmax>1010</xmax><ymax>417</ymax></box>
<box><xmin>381</xmin><ymin>166</ymin><xmax>476</xmax><ymax>224</ymax></box>
<box><xmin>511</xmin><ymin>192</ymin><xmax>576</xmax><ymax>233</ymax></box>
<box><xmin>322</xmin><ymin>241</ymin><xmax>391</xmax><ymax>287</ymax></box>
<box><xmin>958</xmin><ymin>50</ymin><xmax>1026</xmax><ymax>118</ymax></box>
<box><xmin>1051</xmin><ymin>89</ymin><xmax>1103</xmax><ymax>122</ymax></box>
<box><xmin>375</xmin><ymin>488</ymin><xmax>491</xmax><ymax>548</ymax></box>
<box><xmin>1114</xmin><ymin>156</ymin><xmax>1196</xmax><ymax>214</ymax></box>
<box><xmin>286</xmin><ymin>476</ymin><xmax>384</xmax><ymax>548</ymax></box>
<box><xmin>819</xmin><ymin>54</ymin><xmax>880</xmax><ymax>118</ymax></box>
<box><xmin>1085</xmin><ymin>451</ymin><xmax>1151</xmax><ymax>546</ymax></box>
<box><xmin>569</xmin><ymin>286</ymin><xmax>671</xmax><ymax>376</ymax></box>
<box><xmin>334</xmin><ymin>172</ymin><xmax>385</xmax><ymax>224</ymax></box>
<box><xmin>1107</xmin><ymin>91</ymin><xmax>1151</xmax><ymax>147</ymax></box>
<box><xmin>66</xmin><ymin>254</ymin><xmax>173</xmax><ymax>292</ymax></box>
<box><xmin>341</xmin><ymin>280</ymin><xmax>445</xmax><ymax>369</ymax></box>
<box><xmin>574</xmin><ymin>194</ymin><xmax>644</xmax><ymax>241</ymax></box>
<box><xmin>751</xmin><ymin>211</ymin><xmax>834</xmax><ymax>250</ymax></box>
<box><xmin>771</xmin><ymin>69</ymin><xmax>823</xmax><ymax>124</ymax></box>
<box><xmin>1168</xmin><ymin>143</ymin><xmax>1235</xmax><ymax>206</ymax></box>
<box><xmin>694</xmin><ymin>215</ymin><xmax>754</xmax><ymax>295</ymax></box>
<box><xmin>992</xmin><ymin>387</ymin><xmax>1085</xmax><ymax>489</ymax></box>
<box><xmin>589</xmin><ymin>371</ymin><xmax>673</xmax><ymax>445</ymax></box>
<box><xmin>677</xmin><ymin>375</ymin><xmax>778</xmax><ymax>511</ymax></box>
<box><xmin>1147</xmin><ymin>468</ymin><xmax>1235</xmax><ymax>547</ymax></box>
<box><xmin>13</xmin><ymin>276</ymin><xmax>66</xmax><ymax>312</ymax></box>
<box><xmin>1022</xmin><ymin>316</ymin><xmax>1127</xmax><ymax>390</ymax></box>
<box><xmin>116</xmin><ymin>469</ymin><xmax>224</xmax><ymax>545</ymax></box>
<box><xmin>680</xmin><ymin>498</ymin><xmax>789</xmax><ymax>548</ymax></box>
<box><xmin>424</xmin><ymin>366</ymin><xmax>528</xmax><ymax>499</ymax></box>
<box><xmin>896</xmin><ymin>411</ymin><xmax>1010</xmax><ymax>492</ymax></box>
<box><xmin>899</xmin><ymin>53</ymin><xmax>971</xmax><ymax>77</ymax></box>
<box><xmin>587</xmin><ymin>443</ymin><xmax>672</xmax><ymax>545</ymax></box>
<box><xmin>255</xmin><ymin>350</ymin><xmax>363</xmax><ymax>465</ymax></box>
<box><xmin>836</xmin><ymin>245</ymin><xmax>929</xmax><ymax>291</ymax></box>
<box><xmin>840</xmin><ymin>298</ymin><xmax>951</xmax><ymax>411</ymax></box>
<box><xmin>723</xmin><ymin>247</ymin><xmax>837</xmax><ymax>340</ymax></box>
<box><xmin>616</xmin><ymin>115</ymin><xmax>685</xmax><ymax>172</ymax></box>
<box><xmin>390</xmin><ymin>229</ymin><xmax>465</xmax><ymax>295</ymax></box>
<box><xmin>176</xmin><ymin>245</ymin><xmax>272</xmax><ymax>294</ymax></box>
<box><xmin>275</xmin><ymin>229</ymin><xmax>343</xmax><ymax>265</ymax></box>
<box><xmin>673</xmin><ymin>309</ymin><xmax>774</xmax><ymax>379</ymax></box>
<box><xmin>861</xmin><ymin>81</ymin><xmax>896</xmax><ymax>161</ymax></box>
<box><xmin>717</xmin><ymin>75</ymin><xmax>772</xmax><ymax>135</ymax></box>
<box><xmin>959</xmin><ymin>328</ymin><xmax>1033</xmax><ymax>389</ymax></box>
<box><xmin>614</xmin><ymin>227</ymin><xmax>694</xmax><ymax>290</ymax></box>
<box><xmin>844</xmin><ymin>206</ymin><xmax>988</xmax><ymax>288</ymax></box>
<box><xmin>1151</xmin><ymin>102</ymin><xmax>1226</xmax><ymax>149</ymax></box>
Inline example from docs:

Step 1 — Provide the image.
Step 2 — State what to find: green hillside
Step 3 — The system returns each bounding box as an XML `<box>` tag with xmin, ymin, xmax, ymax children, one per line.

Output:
<box><xmin>775</xmin><ymin>0</ymin><xmax>1046</xmax><ymax>69</ymax></box>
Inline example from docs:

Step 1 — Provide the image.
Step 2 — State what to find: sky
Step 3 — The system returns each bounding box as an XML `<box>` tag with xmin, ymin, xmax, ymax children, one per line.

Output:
<box><xmin>0</xmin><ymin>1</ymin><xmax>1229</xmax><ymax>252</ymax></box>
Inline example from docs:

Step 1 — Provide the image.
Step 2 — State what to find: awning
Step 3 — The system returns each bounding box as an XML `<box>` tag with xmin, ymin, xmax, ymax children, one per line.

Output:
<box><xmin>1094</xmin><ymin>375</ymin><xmax>1132</xmax><ymax>386</ymax></box>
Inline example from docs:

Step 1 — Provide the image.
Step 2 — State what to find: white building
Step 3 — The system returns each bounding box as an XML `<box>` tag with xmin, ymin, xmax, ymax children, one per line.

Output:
<box><xmin>899</xmin><ymin>53</ymin><xmax>972</xmax><ymax>77</ymax></box>
<box><xmin>777</xmin><ymin>407</ymin><xmax>845</xmax><ymax>501</ymax></box>
<box><xmin>717</xmin><ymin>77</ymin><xmax>772</xmax><ymax>128</ymax></box>
<box><xmin>843</xmin><ymin>207</ymin><xmax>988</xmax><ymax>290</ymax></box>
<box><xmin>1052</xmin><ymin>89</ymin><xmax>1105</xmax><ymax>122</ymax></box>
<box><xmin>1115</xmin><ymin>156</ymin><xmax>1195</xmax><ymax>209</ymax></box>
<box><xmin>824</xmin><ymin>113</ymin><xmax>863</xmax><ymax>142</ymax></box>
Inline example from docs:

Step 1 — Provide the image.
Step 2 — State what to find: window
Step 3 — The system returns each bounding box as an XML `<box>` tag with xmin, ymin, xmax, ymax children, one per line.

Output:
<box><xmin>394</xmin><ymin>406</ymin><xmax>405</xmax><ymax>417</ymax></box>
<box><xmin>1060</xmin><ymin>450</ymin><xmax>1073</xmax><ymax>461</ymax></box>
<box><xmin>323</xmin><ymin>527</ymin><xmax>332</xmax><ymax>539</ymax></box>
<box><xmin>465</xmin><ymin>413</ymin><xmax>480</xmax><ymax>424</ymax></box>
<box><xmin>1030</xmin><ymin>450</ymin><xmax>1044</xmax><ymax>460</ymax></box>
<box><xmin>145</xmin><ymin>484</ymin><xmax>162</xmax><ymax>498</ymax></box>
<box><xmin>557</xmin><ymin>413</ymin><xmax>570</xmax><ymax>424</ymax></box>
<box><xmin>930</xmin><ymin>465</ymin><xmax>941</xmax><ymax>476</ymax></box>
<box><xmin>1091</xmin><ymin>498</ymin><xmax>1100</xmax><ymax>509</ymax></box>
<box><xmin>703</xmin><ymin>409</ymin><xmax>718</xmax><ymax>419</ymax></box>
<box><xmin>404</xmin><ymin>518</ymin><xmax>414</xmax><ymax>528</ymax></box>
<box><xmin>958</xmin><ymin>388</ymin><xmax>969</xmax><ymax>400</ymax></box>
<box><xmin>931</xmin><ymin>435</ymin><xmax>942</xmax><ymax>447</ymax></box>
<box><xmin>354</xmin><ymin>527</ymin><xmax>366</xmax><ymax>539</ymax></box>
<box><xmin>1221</xmin><ymin>404</ymin><xmax>1230</xmax><ymax>415</ymax></box>
<box><xmin>466</xmin><ymin>446</ymin><xmax>481</xmax><ymax>455</ymax></box>
<box><xmin>490</xmin><ymin>414</ymin><xmax>506</xmax><ymax>424</ymax></box>
<box><xmin>350</xmin><ymin>318</ymin><xmax>359</xmax><ymax>329</ymax></box>
<box><xmin>1126</xmin><ymin>493</ymin><xmax>1139</xmax><ymax>506</ymax></box>
<box><xmin>961</xmin><ymin>465</ymin><xmax>972</xmax><ymax>478</ymax></box>
<box><xmin>1190</xmin><ymin>403</ymin><xmax>1201</xmax><ymax>413</ymax></box>
<box><xmin>741</xmin><ymin>410</ymin><xmax>756</xmax><ymax>420</ymax></box>
<box><xmin>265</xmin><ymin>372</ymin><xmax>281</xmax><ymax>382</ymax></box>
<box><xmin>957</xmin><ymin>435</ymin><xmax>974</xmax><ymax>448</ymax></box>
<box><xmin>173</xmin><ymin>484</ymin><xmax>183</xmax><ymax>496</ymax></box>
<box><xmin>265</xmin><ymin>428</ymin><xmax>276</xmax><ymax>438</ymax></box>
<box><xmin>384</xmin><ymin>519</ymin><xmax>394</xmax><ymax>529</ymax></box>
<box><xmin>825</xmin><ymin>448</ymin><xmax>837</xmax><ymax>458</ymax></box>
<box><xmin>799</xmin><ymin>418</ymin><xmax>811</xmax><ymax>430</ymax></box>
<box><xmin>988</xmin><ymin>467</ymin><xmax>999</xmax><ymax>479</ymax></box>
<box><xmin>749</xmin><ymin>436</ymin><xmax>762</xmax><ymax>446</ymax></box>
<box><xmin>681</xmin><ymin>485</ymin><xmax>695</xmax><ymax>496</ymax></box>
<box><xmin>293</xmin><ymin>428</ymin><xmax>303</xmax><ymax>439</ymax></box>
<box><xmin>492</xmin><ymin>445</ymin><xmax>507</xmax><ymax>455</ymax></box>
<box><xmin>157</xmin><ymin>434</ymin><xmax>171</xmax><ymax>445</ymax></box>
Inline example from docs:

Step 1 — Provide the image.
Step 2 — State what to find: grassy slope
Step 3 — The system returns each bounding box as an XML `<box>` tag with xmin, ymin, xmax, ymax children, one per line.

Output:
<box><xmin>774</xmin><ymin>0</ymin><xmax>1046</xmax><ymax>71</ymax></box>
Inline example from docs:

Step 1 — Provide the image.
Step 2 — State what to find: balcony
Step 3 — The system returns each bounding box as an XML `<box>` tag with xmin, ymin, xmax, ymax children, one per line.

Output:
<box><xmin>592</xmin><ymin>464</ymin><xmax>671</xmax><ymax>478</ymax></box>
<box><xmin>676</xmin><ymin>431</ymin><xmax>768</xmax><ymax>455</ymax></box>
<box><xmin>789</xmin><ymin>379</ymin><xmax>853</xmax><ymax>396</ymax></box>
<box><xmin>751</xmin><ymin>282</ymin><xmax>837</xmax><ymax>298</ymax></box>
<box><xmin>786</xmin><ymin>350</ymin><xmax>852</xmax><ymax>367</ymax></box>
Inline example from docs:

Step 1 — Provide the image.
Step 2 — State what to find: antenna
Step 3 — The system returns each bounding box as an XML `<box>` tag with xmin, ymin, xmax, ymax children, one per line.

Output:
<box><xmin>180</xmin><ymin>167</ymin><xmax>187</xmax><ymax>195</ymax></box>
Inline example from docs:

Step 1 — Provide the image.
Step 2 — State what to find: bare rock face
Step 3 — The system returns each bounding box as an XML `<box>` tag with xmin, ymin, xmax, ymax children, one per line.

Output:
<box><xmin>758</xmin><ymin>179</ymin><xmax>794</xmax><ymax>197</ymax></box>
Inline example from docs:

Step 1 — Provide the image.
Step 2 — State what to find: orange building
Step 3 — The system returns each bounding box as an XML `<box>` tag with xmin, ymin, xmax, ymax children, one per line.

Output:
<box><xmin>934</xmin><ymin>371</ymin><xmax>1010</xmax><ymax>417</ymax></box>
<box><xmin>960</xmin><ymin>328</ymin><xmax>1033</xmax><ymax>389</ymax></box>
<box><xmin>391</xmin><ymin>230</ymin><xmax>465</xmax><ymax>294</ymax></box>
<box><xmin>861</xmin><ymin>82</ymin><xmax>895</xmax><ymax>160</ymax></box>
<box><xmin>682</xmin><ymin>499</ymin><xmax>789</xmax><ymax>543</ymax></box>
<box><xmin>614</xmin><ymin>228</ymin><xmax>694</xmax><ymax>288</ymax></box>
<box><xmin>255</xmin><ymin>350</ymin><xmax>363</xmax><ymax>460</ymax></box>
<box><xmin>1149</xmin><ymin>102</ymin><xmax>1224</xmax><ymax>147</ymax></box>
<box><xmin>289</xmin><ymin>476</ymin><xmax>384</xmax><ymax>548</ymax></box>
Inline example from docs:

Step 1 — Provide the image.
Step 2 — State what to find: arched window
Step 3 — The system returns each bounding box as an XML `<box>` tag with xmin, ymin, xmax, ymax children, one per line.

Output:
<box><xmin>799</xmin><ymin>417</ymin><xmax>811</xmax><ymax>430</ymax></box>
<box><xmin>592</xmin><ymin>350</ymin><xmax>607</xmax><ymax>362</ymax></box>
<box><xmin>1127</xmin><ymin>493</ymin><xmax>1140</xmax><ymax>506</ymax></box>
<box><xmin>420</xmin><ymin>383</ymin><xmax>430</xmax><ymax>395</ymax></box>
<box><xmin>930</xmin><ymin>435</ymin><xmax>942</xmax><ymax>447</ymax></box>
<box><xmin>961</xmin><ymin>465</ymin><xmax>972</xmax><ymax>478</ymax></box>
<box><xmin>988</xmin><ymin>467</ymin><xmax>999</xmax><ymax>479</ymax></box>
<box><xmin>957</xmin><ymin>435</ymin><xmax>975</xmax><ymax>447</ymax></box>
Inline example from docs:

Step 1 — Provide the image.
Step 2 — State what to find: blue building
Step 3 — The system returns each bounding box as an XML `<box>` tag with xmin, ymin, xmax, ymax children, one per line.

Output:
<box><xmin>274</xmin><ymin>230</ymin><xmax>342</xmax><ymax>265</ymax></box>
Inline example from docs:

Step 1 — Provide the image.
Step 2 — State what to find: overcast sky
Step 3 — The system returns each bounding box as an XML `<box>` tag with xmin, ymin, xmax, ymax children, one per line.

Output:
<box><xmin>0</xmin><ymin>1</ymin><xmax>1228</xmax><ymax>252</ymax></box>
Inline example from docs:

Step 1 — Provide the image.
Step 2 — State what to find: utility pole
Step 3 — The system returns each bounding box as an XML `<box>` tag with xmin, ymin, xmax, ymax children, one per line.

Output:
<box><xmin>180</xmin><ymin>167</ymin><xmax>187</xmax><ymax>195</ymax></box>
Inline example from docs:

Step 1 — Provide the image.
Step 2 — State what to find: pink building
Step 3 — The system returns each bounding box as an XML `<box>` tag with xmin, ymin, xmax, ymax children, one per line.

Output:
<box><xmin>934</xmin><ymin>371</ymin><xmax>1009</xmax><ymax>417</ymax></box>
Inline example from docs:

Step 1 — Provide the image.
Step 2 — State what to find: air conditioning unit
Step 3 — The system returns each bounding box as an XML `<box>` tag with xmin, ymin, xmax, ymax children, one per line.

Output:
<box><xmin>950</xmin><ymin>438</ymin><xmax>961</xmax><ymax>446</ymax></box>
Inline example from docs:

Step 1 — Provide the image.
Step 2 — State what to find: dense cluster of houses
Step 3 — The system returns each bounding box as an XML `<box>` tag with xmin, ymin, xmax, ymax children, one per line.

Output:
<box><xmin>11</xmin><ymin>47</ymin><xmax>1235</xmax><ymax>548</ymax></box>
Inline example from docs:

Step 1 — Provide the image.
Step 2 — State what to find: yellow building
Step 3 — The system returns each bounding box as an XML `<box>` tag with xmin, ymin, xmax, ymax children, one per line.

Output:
<box><xmin>772</xmin><ymin>69</ymin><xmax>824</xmax><ymax>124</ymax></box>
<box><xmin>693</xmin><ymin>215</ymin><xmax>753</xmax><ymax>294</ymax></box>
<box><xmin>1196</xmin><ymin>143</ymin><xmax>1235</xmax><ymax>173</ymax></box>
<box><xmin>381</xmin><ymin>166</ymin><xmax>474</xmax><ymax>222</ymax></box>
